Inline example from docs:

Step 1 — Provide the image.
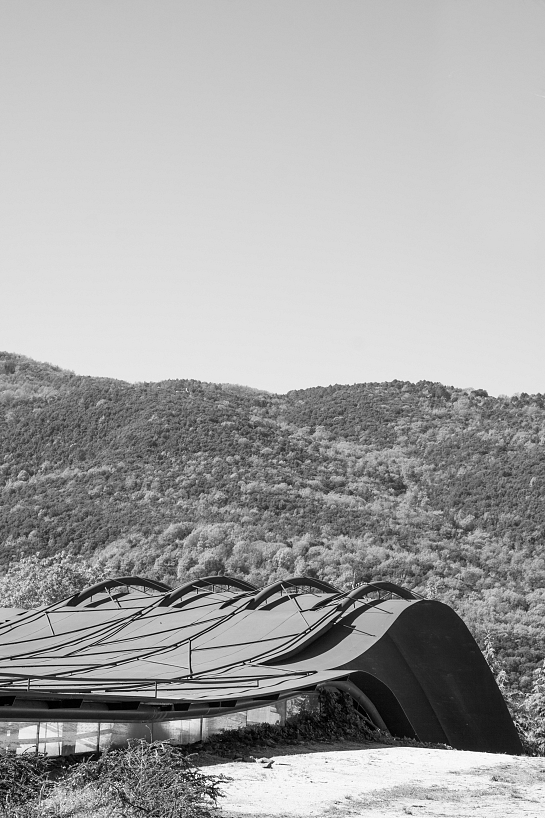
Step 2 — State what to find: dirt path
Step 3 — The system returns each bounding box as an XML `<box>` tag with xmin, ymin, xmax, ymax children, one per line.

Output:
<box><xmin>200</xmin><ymin>742</ymin><xmax>545</xmax><ymax>818</ymax></box>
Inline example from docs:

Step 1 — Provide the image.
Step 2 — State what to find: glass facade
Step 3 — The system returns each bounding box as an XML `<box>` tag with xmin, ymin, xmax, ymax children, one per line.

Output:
<box><xmin>0</xmin><ymin>694</ymin><xmax>319</xmax><ymax>756</ymax></box>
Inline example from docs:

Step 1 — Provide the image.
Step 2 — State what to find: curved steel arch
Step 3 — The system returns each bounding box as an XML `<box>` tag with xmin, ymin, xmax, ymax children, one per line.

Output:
<box><xmin>246</xmin><ymin>576</ymin><xmax>340</xmax><ymax>610</ymax></box>
<box><xmin>347</xmin><ymin>581</ymin><xmax>417</xmax><ymax>602</ymax></box>
<box><xmin>159</xmin><ymin>575</ymin><xmax>257</xmax><ymax>608</ymax></box>
<box><xmin>66</xmin><ymin>576</ymin><xmax>173</xmax><ymax>607</ymax></box>
<box><xmin>309</xmin><ymin>581</ymin><xmax>418</xmax><ymax>612</ymax></box>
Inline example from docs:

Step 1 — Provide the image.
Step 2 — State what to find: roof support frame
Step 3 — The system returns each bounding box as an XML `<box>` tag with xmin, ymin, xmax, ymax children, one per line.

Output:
<box><xmin>159</xmin><ymin>576</ymin><xmax>257</xmax><ymax>608</ymax></box>
<box><xmin>65</xmin><ymin>577</ymin><xmax>173</xmax><ymax>607</ymax></box>
<box><xmin>246</xmin><ymin>577</ymin><xmax>340</xmax><ymax>610</ymax></box>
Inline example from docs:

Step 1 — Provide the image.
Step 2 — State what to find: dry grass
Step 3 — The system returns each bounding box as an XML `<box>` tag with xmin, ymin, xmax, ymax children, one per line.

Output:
<box><xmin>31</xmin><ymin>785</ymin><xmax>111</xmax><ymax>818</ymax></box>
<box><xmin>0</xmin><ymin>741</ymin><xmax>226</xmax><ymax>818</ymax></box>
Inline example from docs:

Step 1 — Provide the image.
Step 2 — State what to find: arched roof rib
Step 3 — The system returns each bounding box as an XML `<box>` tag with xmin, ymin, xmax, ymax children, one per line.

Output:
<box><xmin>245</xmin><ymin>577</ymin><xmax>340</xmax><ymax>610</ymax></box>
<box><xmin>159</xmin><ymin>576</ymin><xmax>257</xmax><ymax>607</ymax></box>
<box><xmin>309</xmin><ymin>580</ymin><xmax>418</xmax><ymax>611</ymax></box>
<box><xmin>347</xmin><ymin>581</ymin><xmax>418</xmax><ymax>601</ymax></box>
<box><xmin>66</xmin><ymin>577</ymin><xmax>173</xmax><ymax>607</ymax></box>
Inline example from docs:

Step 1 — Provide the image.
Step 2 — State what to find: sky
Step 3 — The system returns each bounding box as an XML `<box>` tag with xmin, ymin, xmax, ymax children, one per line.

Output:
<box><xmin>1</xmin><ymin>1</ymin><xmax>545</xmax><ymax>396</ymax></box>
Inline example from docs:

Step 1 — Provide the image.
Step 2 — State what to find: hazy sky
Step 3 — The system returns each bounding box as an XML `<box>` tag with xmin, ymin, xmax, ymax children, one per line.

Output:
<box><xmin>2</xmin><ymin>1</ymin><xmax>545</xmax><ymax>395</ymax></box>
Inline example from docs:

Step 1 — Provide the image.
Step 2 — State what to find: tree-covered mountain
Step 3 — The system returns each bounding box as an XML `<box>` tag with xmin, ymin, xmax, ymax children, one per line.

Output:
<box><xmin>0</xmin><ymin>352</ymin><xmax>544</xmax><ymax>690</ymax></box>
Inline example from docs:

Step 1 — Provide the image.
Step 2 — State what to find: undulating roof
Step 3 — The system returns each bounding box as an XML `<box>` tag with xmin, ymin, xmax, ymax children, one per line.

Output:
<box><xmin>0</xmin><ymin>575</ymin><xmax>522</xmax><ymax>754</ymax></box>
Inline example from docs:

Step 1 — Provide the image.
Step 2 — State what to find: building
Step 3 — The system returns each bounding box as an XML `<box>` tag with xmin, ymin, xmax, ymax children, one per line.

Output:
<box><xmin>0</xmin><ymin>575</ymin><xmax>522</xmax><ymax>755</ymax></box>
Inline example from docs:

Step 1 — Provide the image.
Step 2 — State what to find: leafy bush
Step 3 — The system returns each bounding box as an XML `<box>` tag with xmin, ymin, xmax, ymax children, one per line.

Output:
<box><xmin>506</xmin><ymin>660</ymin><xmax>545</xmax><ymax>757</ymax></box>
<box><xmin>522</xmin><ymin>660</ymin><xmax>545</xmax><ymax>754</ymax></box>
<box><xmin>485</xmin><ymin>636</ymin><xmax>545</xmax><ymax>756</ymax></box>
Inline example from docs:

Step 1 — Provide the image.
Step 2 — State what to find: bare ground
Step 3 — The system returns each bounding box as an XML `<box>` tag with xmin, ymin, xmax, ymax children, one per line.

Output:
<box><xmin>198</xmin><ymin>741</ymin><xmax>545</xmax><ymax>818</ymax></box>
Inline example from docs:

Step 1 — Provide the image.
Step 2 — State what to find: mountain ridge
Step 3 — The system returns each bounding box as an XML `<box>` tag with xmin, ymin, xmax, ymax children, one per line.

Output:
<box><xmin>1</xmin><ymin>352</ymin><xmax>544</xmax><ymax>688</ymax></box>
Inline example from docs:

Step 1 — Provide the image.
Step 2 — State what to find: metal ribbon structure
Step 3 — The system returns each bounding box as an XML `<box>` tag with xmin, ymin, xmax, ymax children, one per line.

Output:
<box><xmin>0</xmin><ymin>575</ymin><xmax>522</xmax><ymax>753</ymax></box>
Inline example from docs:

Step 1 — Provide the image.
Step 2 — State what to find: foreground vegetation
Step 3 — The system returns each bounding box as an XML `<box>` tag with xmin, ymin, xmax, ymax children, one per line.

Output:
<box><xmin>0</xmin><ymin>740</ymin><xmax>226</xmax><ymax>818</ymax></box>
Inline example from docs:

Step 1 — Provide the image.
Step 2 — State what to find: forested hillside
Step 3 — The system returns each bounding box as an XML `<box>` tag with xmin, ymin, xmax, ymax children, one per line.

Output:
<box><xmin>0</xmin><ymin>352</ymin><xmax>544</xmax><ymax>690</ymax></box>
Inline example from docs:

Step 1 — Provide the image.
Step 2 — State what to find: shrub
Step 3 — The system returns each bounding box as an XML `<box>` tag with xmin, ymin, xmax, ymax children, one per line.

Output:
<box><xmin>508</xmin><ymin>659</ymin><xmax>545</xmax><ymax>756</ymax></box>
<box><xmin>0</xmin><ymin>750</ymin><xmax>53</xmax><ymax>812</ymax></box>
<box><xmin>484</xmin><ymin>634</ymin><xmax>545</xmax><ymax>756</ymax></box>
<box><xmin>60</xmin><ymin>740</ymin><xmax>226</xmax><ymax>818</ymax></box>
<box><xmin>0</xmin><ymin>742</ymin><xmax>225</xmax><ymax>818</ymax></box>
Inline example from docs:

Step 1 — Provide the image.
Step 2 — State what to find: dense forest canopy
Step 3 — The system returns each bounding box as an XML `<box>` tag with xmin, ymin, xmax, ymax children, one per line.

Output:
<box><xmin>0</xmin><ymin>352</ymin><xmax>544</xmax><ymax>692</ymax></box>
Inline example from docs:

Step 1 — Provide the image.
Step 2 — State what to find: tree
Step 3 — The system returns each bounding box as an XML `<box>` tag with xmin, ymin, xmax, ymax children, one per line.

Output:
<box><xmin>522</xmin><ymin>660</ymin><xmax>545</xmax><ymax>755</ymax></box>
<box><xmin>0</xmin><ymin>552</ymin><xmax>102</xmax><ymax>608</ymax></box>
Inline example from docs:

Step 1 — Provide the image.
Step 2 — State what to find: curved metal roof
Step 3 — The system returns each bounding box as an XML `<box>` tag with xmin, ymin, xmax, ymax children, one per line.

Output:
<box><xmin>0</xmin><ymin>575</ymin><xmax>522</xmax><ymax>754</ymax></box>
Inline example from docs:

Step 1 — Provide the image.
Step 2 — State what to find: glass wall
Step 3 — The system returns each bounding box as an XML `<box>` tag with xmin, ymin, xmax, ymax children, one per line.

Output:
<box><xmin>286</xmin><ymin>693</ymin><xmax>320</xmax><ymax>719</ymax></box>
<box><xmin>0</xmin><ymin>695</ymin><xmax>318</xmax><ymax>756</ymax></box>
